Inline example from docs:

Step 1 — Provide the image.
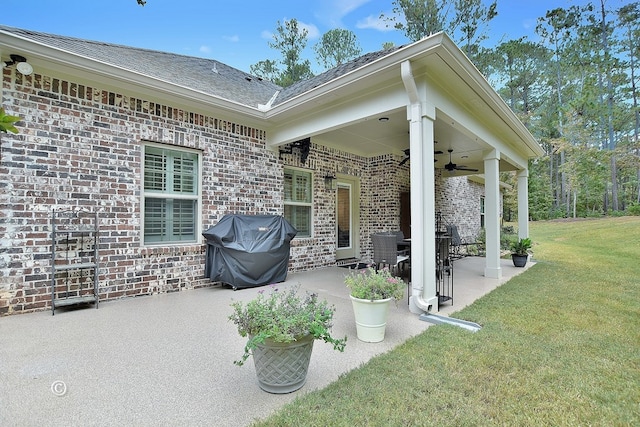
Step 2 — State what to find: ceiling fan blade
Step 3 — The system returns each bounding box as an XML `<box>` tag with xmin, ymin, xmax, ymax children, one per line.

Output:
<box><xmin>456</xmin><ymin>167</ymin><xmax>479</xmax><ymax>172</ymax></box>
<box><xmin>434</xmin><ymin>150</ymin><xmax>443</xmax><ymax>155</ymax></box>
<box><xmin>399</xmin><ymin>157</ymin><xmax>409</xmax><ymax>166</ymax></box>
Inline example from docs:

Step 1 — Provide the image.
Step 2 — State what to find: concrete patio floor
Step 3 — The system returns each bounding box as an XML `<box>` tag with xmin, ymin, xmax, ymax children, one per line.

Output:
<box><xmin>0</xmin><ymin>257</ymin><xmax>532</xmax><ymax>426</ymax></box>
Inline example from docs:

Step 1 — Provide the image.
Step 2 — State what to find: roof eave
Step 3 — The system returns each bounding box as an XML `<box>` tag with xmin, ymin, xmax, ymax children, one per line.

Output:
<box><xmin>264</xmin><ymin>34</ymin><xmax>446</xmax><ymax>119</ymax></box>
<box><xmin>0</xmin><ymin>29</ymin><xmax>268</xmax><ymax>121</ymax></box>
<box><xmin>434</xmin><ymin>35</ymin><xmax>544</xmax><ymax>159</ymax></box>
<box><xmin>264</xmin><ymin>32</ymin><xmax>543</xmax><ymax>160</ymax></box>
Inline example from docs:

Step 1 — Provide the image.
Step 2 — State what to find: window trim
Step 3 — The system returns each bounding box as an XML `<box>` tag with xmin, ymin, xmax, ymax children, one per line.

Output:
<box><xmin>284</xmin><ymin>167</ymin><xmax>313</xmax><ymax>239</ymax></box>
<box><xmin>141</xmin><ymin>142</ymin><xmax>202</xmax><ymax>246</ymax></box>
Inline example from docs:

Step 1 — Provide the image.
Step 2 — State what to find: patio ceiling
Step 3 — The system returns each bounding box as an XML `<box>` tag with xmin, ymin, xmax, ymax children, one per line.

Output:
<box><xmin>312</xmin><ymin>109</ymin><xmax>494</xmax><ymax>175</ymax></box>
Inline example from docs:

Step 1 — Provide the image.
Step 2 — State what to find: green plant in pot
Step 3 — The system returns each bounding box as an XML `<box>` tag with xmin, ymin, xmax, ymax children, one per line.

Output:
<box><xmin>510</xmin><ymin>237</ymin><xmax>532</xmax><ymax>267</ymax></box>
<box><xmin>228</xmin><ymin>284</ymin><xmax>347</xmax><ymax>393</ymax></box>
<box><xmin>345</xmin><ymin>266</ymin><xmax>405</xmax><ymax>343</ymax></box>
<box><xmin>0</xmin><ymin>108</ymin><xmax>20</xmax><ymax>134</ymax></box>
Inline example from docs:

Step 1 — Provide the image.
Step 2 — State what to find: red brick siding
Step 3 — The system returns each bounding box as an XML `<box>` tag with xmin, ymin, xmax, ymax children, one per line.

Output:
<box><xmin>1</xmin><ymin>69</ymin><xmax>281</xmax><ymax>315</ymax></box>
<box><xmin>436</xmin><ymin>171</ymin><xmax>486</xmax><ymax>241</ymax></box>
<box><xmin>1</xmin><ymin>67</ymin><xmax>486</xmax><ymax>316</ymax></box>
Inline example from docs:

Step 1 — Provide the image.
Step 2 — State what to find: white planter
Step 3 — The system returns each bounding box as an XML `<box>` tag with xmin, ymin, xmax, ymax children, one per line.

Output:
<box><xmin>349</xmin><ymin>295</ymin><xmax>392</xmax><ymax>343</ymax></box>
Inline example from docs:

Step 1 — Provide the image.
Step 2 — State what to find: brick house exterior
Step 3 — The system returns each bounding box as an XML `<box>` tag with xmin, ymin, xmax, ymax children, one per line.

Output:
<box><xmin>1</xmin><ymin>27</ymin><xmax>538</xmax><ymax>316</ymax></box>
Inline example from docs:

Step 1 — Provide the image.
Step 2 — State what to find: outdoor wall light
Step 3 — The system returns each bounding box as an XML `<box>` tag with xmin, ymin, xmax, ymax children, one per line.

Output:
<box><xmin>324</xmin><ymin>174</ymin><xmax>337</xmax><ymax>191</ymax></box>
<box><xmin>3</xmin><ymin>54</ymin><xmax>33</xmax><ymax>76</ymax></box>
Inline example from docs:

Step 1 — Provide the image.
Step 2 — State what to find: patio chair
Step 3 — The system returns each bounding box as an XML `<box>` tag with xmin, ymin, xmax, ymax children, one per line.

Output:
<box><xmin>446</xmin><ymin>225</ymin><xmax>479</xmax><ymax>259</ymax></box>
<box><xmin>393</xmin><ymin>230</ymin><xmax>410</xmax><ymax>257</ymax></box>
<box><xmin>371</xmin><ymin>233</ymin><xmax>410</xmax><ymax>276</ymax></box>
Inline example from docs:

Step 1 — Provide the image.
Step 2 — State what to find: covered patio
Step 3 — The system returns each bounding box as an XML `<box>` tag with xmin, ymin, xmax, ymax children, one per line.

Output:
<box><xmin>0</xmin><ymin>257</ymin><xmax>532</xmax><ymax>426</ymax></box>
<box><xmin>267</xmin><ymin>32</ymin><xmax>544</xmax><ymax>314</ymax></box>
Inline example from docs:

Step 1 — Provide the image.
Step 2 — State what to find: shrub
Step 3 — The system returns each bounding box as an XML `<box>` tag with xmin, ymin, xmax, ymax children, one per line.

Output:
<box><xmin>228</xmin><ymin>285</ymin><xmax>347</xmax><ymax>366</ymax></box>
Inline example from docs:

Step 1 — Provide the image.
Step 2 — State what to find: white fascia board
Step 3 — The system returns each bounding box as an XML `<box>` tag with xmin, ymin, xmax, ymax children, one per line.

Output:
<box><xmin>267</xmin><ymin>83</ymin><xmax>408</xmax><ymax>147</ymax></box>
<box><xmin>265</xmin><ymin>32</ymin><xmax>542</xmax><ymax>160</ymax></box>
<box><xmin>432</xmin><ymin>92</ymin><xmax>530</xmax><ymax>170</ymax></box>
<box><xmin>419</xmin><ymin>71</ymin><xmax>528</xmax><ymax>171</ymax></box>
<box><xmin>0</xmin><ymin>31</ymin><xmax>267</xmax><ymax>122</ymax></box>
<box><xmin>265</xmin><ymin>34</ymin><xmax>445</xmax><ymax>120</ymax></box>
<box><xmin>435</xmin><ymin>37</ymin><xmax>543</xmax><ymax>158</ymax></box>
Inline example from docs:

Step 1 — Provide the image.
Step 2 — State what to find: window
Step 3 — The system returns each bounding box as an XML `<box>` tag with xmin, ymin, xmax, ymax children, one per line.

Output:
<box><xmin>480</xmin><ymin>196</ymin><xmax>485</xmax><ymax>228</ymax></box>
<box><xmin>284</xmin><ymin>168</ymin><xmax>312</xmax><ymax>238</ymax></box>
<box><xmin>143</xmin><ymin>144</ymin><xmax>200</xmax><ymax>244</ymax></box>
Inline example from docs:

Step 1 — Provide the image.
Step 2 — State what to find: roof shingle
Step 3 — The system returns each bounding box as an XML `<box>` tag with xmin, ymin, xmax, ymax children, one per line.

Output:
<box><xmin>1</xmin><ymin>26</ymin><xmax>282</xmax><ymax>108</ymax></box>
<box><xmin>1</xmin><ymin>25</ymin><xmax>402</xmax><ymax>110</ymax></box>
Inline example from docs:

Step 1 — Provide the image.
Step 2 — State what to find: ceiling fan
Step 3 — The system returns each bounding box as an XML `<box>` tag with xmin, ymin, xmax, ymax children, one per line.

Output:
<box><xmin>399</xmin><ymin>148</ymin><xmax>410</xmax><ymax>166</ymax></box>
<box><xmin>399</xmin><ymin>147</ymin><xmax>444</xmax><ymax>166</ymax></box>
<box><xmin>443</xmin><ymin>149</ymin><xmax>479</xmax><ymax>172</ymax></box>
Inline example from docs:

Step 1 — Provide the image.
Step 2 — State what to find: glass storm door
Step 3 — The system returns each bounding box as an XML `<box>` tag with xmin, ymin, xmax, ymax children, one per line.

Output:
<box><xmin>335</xmin><ymin>178</ymin><xmax>359</xmax><ymax>260</ymax></box>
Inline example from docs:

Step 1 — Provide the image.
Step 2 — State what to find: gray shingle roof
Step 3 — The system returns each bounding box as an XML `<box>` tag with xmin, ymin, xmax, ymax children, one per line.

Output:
<box><xmin>272</xmin><ymin>45</ymin><xmax>404</xmax><ymax>106</ymax></box>
<box><xmin>1</xmin><ymin>26</ymin><xmax>282</xmax><ymax>108</ymax></box>
<box><xmin>2</xmin><ymin>25</ymin><xmax>402</xmax><ymax>110</ymax></box>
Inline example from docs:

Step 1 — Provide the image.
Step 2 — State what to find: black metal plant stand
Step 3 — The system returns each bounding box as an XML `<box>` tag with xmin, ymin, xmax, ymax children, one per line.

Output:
<box><xmin>435</xmin><ymin>212</ymin><xmax>453</xmax><ymax>306</ymax></box>
<box><xmin>50</xmin><ymin>209</ymin><xmax>99</xmax><ymax>315</ymax></box>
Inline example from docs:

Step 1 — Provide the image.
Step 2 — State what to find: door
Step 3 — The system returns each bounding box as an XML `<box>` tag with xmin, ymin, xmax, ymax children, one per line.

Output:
<box><xmin>400</xmin><ymin>191</ymin><xmax>411</xmax><ymax>238</ymax></box>
<box><xmin>335</xmin><ymin>176</ymin><xmax>360</xmax><ymax>260</ymax></box>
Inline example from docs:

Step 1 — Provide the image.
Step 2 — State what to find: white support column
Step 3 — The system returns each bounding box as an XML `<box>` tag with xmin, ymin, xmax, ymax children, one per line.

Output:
<box><xmin>401</xmin><ymin>61</ymin><xmax>438</xmax><ymax>314</ymax></box>
<box><xmin>517</xmin><ymin>169</ymin><xmax>529</xmax><ymax>239</ymax></box>
<box><xmin>413</xmin><ymin>105</ymin><xmax>438</xmax><ymax>312</ymax></box>
<box><xmin>483</xmin><ymin>149</ymin><xmax>502</xmax><ymax>279</ymax></box>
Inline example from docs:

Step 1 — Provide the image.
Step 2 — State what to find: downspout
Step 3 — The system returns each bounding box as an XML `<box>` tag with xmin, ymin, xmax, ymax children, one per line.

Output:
<box><xmin>401</xmin><ymin>60</ymin><xmax>434</xmax><ymax>313</ymax></box>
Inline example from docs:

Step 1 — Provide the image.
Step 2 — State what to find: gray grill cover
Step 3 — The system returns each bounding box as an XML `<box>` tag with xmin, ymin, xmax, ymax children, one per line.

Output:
<box><xmin>203</xmin><ymin>214</ymin><xmax>297</xmax><ymax>289</ymax></box>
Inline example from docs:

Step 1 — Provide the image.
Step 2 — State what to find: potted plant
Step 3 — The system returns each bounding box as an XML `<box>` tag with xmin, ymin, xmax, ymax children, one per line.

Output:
<box><xmin>510</xmin><ymin>237</ymin><xmax>532</xmax><ymax>267</ymax></box>
<box><xmin>0</xmin><ymin>107</ymin><xmax>21</xmax><ymax>134</ymax></box>
<box><xmin>344</xmin><ymin>266</ymin><xmax>405</xmax><ymax>342</ymax></box>
<box><xmin>228</xmin><ymin>285</ymin><xmax>347</xmax><ymax>394</ymax></box>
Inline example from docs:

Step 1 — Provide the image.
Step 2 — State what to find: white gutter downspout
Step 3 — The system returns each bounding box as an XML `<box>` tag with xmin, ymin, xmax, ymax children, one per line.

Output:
<box><xmin>401</xmin><ymin>61</ymin><xmax>439</xmax><ymax>313</ymax></box>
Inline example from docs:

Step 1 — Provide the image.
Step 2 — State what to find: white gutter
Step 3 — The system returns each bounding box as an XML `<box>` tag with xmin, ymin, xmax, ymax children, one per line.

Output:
<box><xmin>401</xmin><ymin>60</ymin><xmax>433</xmax><ymax>314</ymax></box>
<box><xmin>0</xmin><ymin>29</ymin><xmax>267</xmax><ymax>121</ymax></box>
<box><xmin>258</xmin><ymin>90</ymin><xmax>280</xmax><ymax>112</ymax></box>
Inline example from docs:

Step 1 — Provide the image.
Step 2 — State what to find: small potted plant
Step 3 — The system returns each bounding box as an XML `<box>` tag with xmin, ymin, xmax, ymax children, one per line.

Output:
<box><xmin>228</xmin><ymin>285</ymin><xmax>347</xmax><ymax>394</ymax></box>
<box><xmin>344</xmin><ymin>266</ymin><xmax>405</xmax><ymax>343</ymax></box>
<box><xmin>510</xmin><ymin>237</ymin><xmax>532</xmax><ymax>267</ymax></box>
<box><xmin>0</xmin><ymin>107</ymin><xmax>20</xmax><ymax>134</ymax></box>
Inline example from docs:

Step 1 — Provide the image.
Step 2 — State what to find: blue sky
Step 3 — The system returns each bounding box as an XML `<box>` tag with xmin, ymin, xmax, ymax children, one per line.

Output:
<box><xmin>2</xmin><ymin>0</ymin><xmax>634</xmax><ymax>74</ymax></box>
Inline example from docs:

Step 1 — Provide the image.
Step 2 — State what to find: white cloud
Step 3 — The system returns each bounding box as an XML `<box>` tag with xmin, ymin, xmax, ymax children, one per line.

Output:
<box><xmin>261</xmin><ymin>30</ymin><xmax>273</xmax><ymax>40</ymax></box>
<box><xmin>356</xmin><ymin>14</ymin><xmax>394</xmax><ymax>32</ymax></box>
<box><xmin>199</xmin><ymin>45</ymin><xmax>212</xmax><ymax>54</ymax></box>
<box><xmin>224</xmin><ymin>35</ymin><xmax>240</xmax><ymax>43</ymax></box>
<box><xmin>522</xmin><ymin>18</ymin><xmax>536</xmax><ymax>30</ymax></box>
<box><xmin>298</xmin><ymin>20</ymin><xmax>320</xmax><ymax>39</ymax></box>
<box><xmin>316</xmin><ymin>0</ymin><xmax>371</xmax><ymax>27</ymax></box>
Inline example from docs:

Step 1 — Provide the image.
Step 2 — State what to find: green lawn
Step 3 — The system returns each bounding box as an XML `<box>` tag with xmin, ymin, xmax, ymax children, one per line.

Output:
<box><xmin>254</xmin><ymin>217</ymin><xmax>640</xmax><ymax>426</ymax></box>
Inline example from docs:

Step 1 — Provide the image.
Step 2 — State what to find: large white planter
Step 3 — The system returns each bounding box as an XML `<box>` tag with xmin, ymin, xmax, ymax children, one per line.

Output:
<box><xmin>349</xmin><ymin>295</ymin><xmax>392</xmax><ymax>343</ymax></box>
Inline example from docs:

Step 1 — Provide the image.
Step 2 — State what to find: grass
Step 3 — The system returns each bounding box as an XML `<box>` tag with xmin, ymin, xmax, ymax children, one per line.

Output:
<box><xmin>253</xmin><ymin>217</ymin><xmax>640</xmax><ymax>426</ymax></box>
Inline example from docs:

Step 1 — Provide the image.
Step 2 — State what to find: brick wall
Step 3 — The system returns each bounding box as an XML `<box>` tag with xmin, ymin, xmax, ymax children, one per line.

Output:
<box><xmin>1</xmin><ymin>69</ymin><xmax>285</xmax><ymax>315</ymax></box>
<box><xmin>280</xmin><ymin>143</ymin><xmax>373</xmax><ymax>270</ymax></box>
<box><xmin>436</xmin><ymin>171</ymin><xmax>485</xmax><ymax>241</ymax></box>
<box><xmin>0</xmin><ymin>66</ymin><xmax>486</xmax><ymax>316</ymax></box>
